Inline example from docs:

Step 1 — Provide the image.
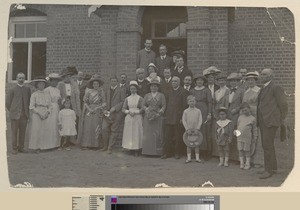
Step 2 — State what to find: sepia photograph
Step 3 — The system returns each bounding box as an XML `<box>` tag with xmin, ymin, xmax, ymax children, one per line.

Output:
<box><xmin>4</xmin><ymin>3</ymin><xmax>295</xmax><ymax>188</ymax></box>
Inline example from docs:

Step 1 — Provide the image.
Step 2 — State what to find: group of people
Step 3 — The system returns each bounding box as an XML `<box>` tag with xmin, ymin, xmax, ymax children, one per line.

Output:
<box><xmin>6</xmin><ymin>39</ymin><xmax>288</xmax><ymax>180</ymax></box>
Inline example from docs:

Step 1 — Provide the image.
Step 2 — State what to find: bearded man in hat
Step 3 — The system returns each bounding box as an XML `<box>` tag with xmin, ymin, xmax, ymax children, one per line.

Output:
<box><xmin>58</xmin><ymin>66</ymin><xmax>81</xmax><ymax>134</ymax></box>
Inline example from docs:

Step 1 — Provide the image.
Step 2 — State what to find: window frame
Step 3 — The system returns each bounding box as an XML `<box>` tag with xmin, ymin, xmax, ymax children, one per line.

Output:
<box><xmin>151</xmin><ymin>18</ymin><xmax>187</xmax><ymax>40</ymax></box>
<box><xmin>8</xmin><ymin>16</ymin><xmax>47</xmax><ymax>82</ymax></box>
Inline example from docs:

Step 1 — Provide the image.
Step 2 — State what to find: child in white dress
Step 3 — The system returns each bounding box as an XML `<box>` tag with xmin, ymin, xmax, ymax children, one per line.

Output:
<box><xmin>237</xmin><ymin>102</ymin><xmax>258</xmax><ymax>169</ymax></box>
<box><xmin>182</xmin><ymin>95</ymin><xmax>203</xmax><ymax>163</ymax></box>
<box><xmin>58</xmin><ymin>97</ymin><xmax>77</xmax><ymax>150</ymax></box>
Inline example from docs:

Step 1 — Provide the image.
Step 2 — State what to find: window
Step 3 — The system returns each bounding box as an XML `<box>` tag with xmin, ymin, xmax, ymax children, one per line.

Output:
<box><xmin>152</xmin><ymin>19</ymin><xmax>187</xmax><ymax>39</ymax></box>
<box><xmin>8</xmin><ymin>16</ymin><xmax>47</xmax><ymax>81</ymax></box>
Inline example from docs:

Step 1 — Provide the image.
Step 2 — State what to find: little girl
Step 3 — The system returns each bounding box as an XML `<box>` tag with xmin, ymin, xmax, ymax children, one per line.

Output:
<box><xmin>58</xmin><ymin>97</ymin><xmax>77</xmax><ymax>150</ymax></box>
<box><xmin>182</xmin><ymin>95</ymin><xmax>203</xmax><ymax>163</ymax></box>
<box><xmin>236</xmin><ymin>102</ymin><xmax>258</xmax><ymax>170</ymax></box>
<box><xmin>216</xmin><ymin>107</ymin><xmax>234</xmax><ymax>167</ymax></box>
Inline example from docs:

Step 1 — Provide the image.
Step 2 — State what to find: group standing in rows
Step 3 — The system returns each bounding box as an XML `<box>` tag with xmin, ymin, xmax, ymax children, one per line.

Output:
<box><xmin>6</xmin><ymin>38</ymin><xmax>288</xmax><ymax>179</ymax></box>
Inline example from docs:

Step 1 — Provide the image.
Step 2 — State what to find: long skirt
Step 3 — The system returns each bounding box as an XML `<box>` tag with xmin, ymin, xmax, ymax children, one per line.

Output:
<box><xmin>29</xmin><ymin>109</ymin><xmax>54</xmax><ymax>150</ymax></box>
<box><xmin>122</xmin><ymin>112</ymin><xmax>143</xmax><ymax>150</ymax></box>
<box><xmin>79</xmin><ymin>106</ymin><xmax>102</xmax><ymax>148</ymax></box>
<box><xmin>142</xmin><ymin>116</ymin><xmax>163</xmax><ymax>156</ymax></box>
<box><xmin>44</xmin><ymin>102</ymin><xmax>60</xmax><ymax>148</ymax></box>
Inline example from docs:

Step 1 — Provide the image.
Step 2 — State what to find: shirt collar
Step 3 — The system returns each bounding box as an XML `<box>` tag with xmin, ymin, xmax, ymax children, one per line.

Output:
<box><xmin>173</xmin><ymin>86</ymin><xmax>180</xmax><ymax>91</ymax></box>
<box><xmin>248</xmin><ymin>86</ymin><xmax>260</xmax><ymax>93</ymax></box>
<box><xmin>111</xmin><ymin>85</ymin><xmax>118</xmax><ymax>90</ymax></box>
<box><xmin>216</xmin><ymin>119</ymin><xmax>231</xmax><ymax>127</ymax></box>
<box><xmin>161</xmin><ymin>55</ymin><xmax>166</xmax><ymax>59</ymax></box>
<box><xmin>145</xmin><ymin>48</ymin><xmax>151</xmax><ymax>53</ymax></box>
<box><xmin>138</xmin><ymin>79</ymin><xmax>144</xmax><ymax>82</ymax></box>
<box><xmin>17</xmin><ymin>83</ymin><xmax>24</xmax><ymax>87</ymax></box>
<box><xmin>264</xmin><ymin>80</ymin><xmax>272</xmax><ymax>87</ymax></box>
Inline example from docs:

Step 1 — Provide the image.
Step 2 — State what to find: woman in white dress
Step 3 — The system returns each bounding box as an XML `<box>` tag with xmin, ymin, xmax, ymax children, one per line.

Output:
<box><xmin>44</xmin><ymin>73</ymin><xmax>62</xmax><ymax>149</ymax></box>
<box><xmin>28</xmin><ymin>77</ymin><xmax>52</xmax><ymax>153</ymax></box>
<box><xmin>122</xmin><ymin>81</ymin><xmax>144</xmax><ymax>156</ymax></box>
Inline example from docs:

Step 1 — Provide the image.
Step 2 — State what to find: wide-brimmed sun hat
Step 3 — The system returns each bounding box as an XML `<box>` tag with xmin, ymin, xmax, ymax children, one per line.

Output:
<box><xmin>147</xmin><ymin>63</ymin><xmax>158</xmax><ymax>71</ymax></box>
<box><xmin>203</xmin><ymin>66</ymin><xmax>222</xmax><ymax>77</ymax></box>
<box><xmin>148</xmin><ymin>77</ymin><xmax>161</xmax><ymax>86</ymax></box>
<box><xmin>60</xmin><ymin>66</ymin><xmax>78</xmax><ymax>77</ymax></box>
<box><xmin>87</xmin><ymin>74</ymin><xmax>104</xmax><ymax>88</ymax></box>
<box><xmin>193</xmin><ymin>72</ymin><xmax>207</xmax><ymax>83</ymax></box>
<box><xmin>30</xmin><ymin>76</ymin><xmax>48</xmax><ymax>87</ymax></box>
<box><xmin>183</xmin><ymin>129</ymin><xmax>203</xmax><ymax>148</ymax></box>
<box><xmin>46</xmin><ymin>73</ymin><xmax>61</xmax><ymax>81</ymax></box>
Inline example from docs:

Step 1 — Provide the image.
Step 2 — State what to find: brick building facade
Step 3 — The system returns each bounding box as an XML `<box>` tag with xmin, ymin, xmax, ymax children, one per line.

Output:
<box><xmin>7</xmin><ymin>5</ymin><xmax>295</xmax><ymax>128</ymax></box>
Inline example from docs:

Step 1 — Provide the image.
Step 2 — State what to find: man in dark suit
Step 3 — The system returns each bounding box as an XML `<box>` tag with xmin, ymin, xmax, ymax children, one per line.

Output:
<box><xmin>155</xmin><ymin>44</ymin><xmax>172</xmax><ymax>77</ymax></box>
<box><xmin>136</xmin><ymin>38</ymin><xmax>156</xmax><ymax>74</ymax></box>
<box><xmin>6</xmin><ymin>72</ymin><xmax>31</xmax><ymax>154</ymax></box>
<box><xmin>161</xmin><ymin>68</ymin><xmax>173</xmax><ymax>96</ymax></box>
<box><xmin>135</xmin><ymin>68</ymin><xmax>149</xmax><ymax>97</ymax></box>
<box><xmin>119</xmin><ymin>73</ymin><xmax>130</xmax><ymax>96</ymax></box>
<box><xmin>173</xmin><ymin>56</ymin><xmax>193</xmax><ymax>85</ymax></box>
<box><xmin>76</xmin><ymin>71</ymin><xmax>88</xmax><ymax>110</ymax></box>
<box><xmin>257</xmin><ymin>68</ymin><xmax>288</xmax><ymax>179</ymax></box>
<box><xmin>161</xmin><ymin>76</ymin><xmax>188</xmax><ymax>159</ymax></box>
<box><xmin>183</xmin><ymin>75</ymin><xmax>193</xmax><ymax>93</ymax></box>
<box><xmin>101</xmin><ymin>76</ymin><xmax>127</xmax><ymax>154</ymax></box>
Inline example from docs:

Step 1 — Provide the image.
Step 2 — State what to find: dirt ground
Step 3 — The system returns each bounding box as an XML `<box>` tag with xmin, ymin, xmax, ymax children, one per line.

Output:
<box><xmin>5</xmin><ymin>121</ymin><xmax>294</xmax><ymax>188</ymax></box>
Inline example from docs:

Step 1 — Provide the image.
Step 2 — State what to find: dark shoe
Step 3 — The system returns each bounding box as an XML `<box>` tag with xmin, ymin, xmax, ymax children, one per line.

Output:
<box><xmin>257</xmin><ymin>170</ymin><xmax>267</xmax><ymax>174</ymax></box>
<box><xmin>12</xmin><ymin>150</ymin><xmax>18</xmax><ymax>155</ymax></box>
<box><xmin>185</xmin><ymin>159</ymin><xmax>191</xmax><ymax>164</ymax></box>
<box><xmin>100</xmin><ymin>147</ymin><xmax>107</xmax><ymax>151</ymax></box>
<box><xmin>160</xmin><ymin>155</ymin><xmax>168</xmax><ymax>159</ymax></box>
<box><xmin>18</xmin><ymin>149</ymin><xmax>28</xmax><ymax>153</ymax></box>
<box><xmin>259</xmin><ymin>171</ymin><xmax>274</xmax><ymax>179</ymax></box>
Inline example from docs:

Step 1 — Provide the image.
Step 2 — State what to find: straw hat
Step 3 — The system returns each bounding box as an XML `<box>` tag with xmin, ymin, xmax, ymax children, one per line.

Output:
<box><xmin>245</xmin><ymin>71</ymin><xmax>259</xmax><ymax>79</ymax></box>
<box><xmin>194</xmin><ymin>72</ymin><xmax>207</xmax><ymax>83</ymax></box>
<box><xmin>30</xmin><ymin>76</ymin><xmax>47</xmax><ymax>87</ymax></box>
<box><xmin>183</xmin><ymin>129</ymin><xmax>203</xmax><ymax>148</ymax></box>
<box><xmin>147</xmin><ymin>63</ymin><xmax>158</xmax><ymax>71</ymax></box>
<box><xmin>227</xmin><ymin>72</ymin><xmax>242</xmax><ymax>81</ymax></box>
<box><xmin>129</xmin><ymin>80</ymin><xmax>139</xmax><ymax>88</ymax></box>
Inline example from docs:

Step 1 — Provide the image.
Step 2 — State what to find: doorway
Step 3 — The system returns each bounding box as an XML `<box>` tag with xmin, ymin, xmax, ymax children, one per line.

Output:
<box><xmin>141</xmin><ymin>6</ymin><xmax>188</xmax><ymax>58</ymax></box>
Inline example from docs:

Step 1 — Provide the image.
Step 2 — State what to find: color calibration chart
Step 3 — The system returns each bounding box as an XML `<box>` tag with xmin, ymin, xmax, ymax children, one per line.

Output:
<box><xmin>72</xmin><ymin>195</ymin><xmax>105</xmax><ymax>210</ymax></box>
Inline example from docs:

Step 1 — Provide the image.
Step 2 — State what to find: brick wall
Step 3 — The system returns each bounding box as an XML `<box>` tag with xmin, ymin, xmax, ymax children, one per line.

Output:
<box><xmin>228</xmin><ymin>7</ymin><xmax>295</xmax><ymax>128</ymax></box>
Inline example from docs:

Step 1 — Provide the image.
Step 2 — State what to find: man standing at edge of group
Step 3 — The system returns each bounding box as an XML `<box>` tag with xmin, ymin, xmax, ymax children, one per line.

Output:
<box><xmin>155</xmin><ymin>44</ymin><xmax>172</xmax><ymax>78</ymax></box>
<box><xmin>257</xmin><ymin>68</ymin><xmax>288</xmax><ymax>179</ymax></box>
<box><xmin>6</xmin><ymin>72</ymin><xmax>31</xmax><ymax>154</ymax></box>
<box><xmin>137</xmin><ymin>38</ymin><xmax>156</xmax><ymax>75</ymax></box>
<box><xmin>162</xmin><ymin>76</ymin><xmax>188</xmax><ymax>159</ymax></box>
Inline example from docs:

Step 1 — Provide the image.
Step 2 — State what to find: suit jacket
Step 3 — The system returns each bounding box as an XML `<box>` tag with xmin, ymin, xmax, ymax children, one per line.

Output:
<box><xmin>161</xmin><ymin>77</ymin><xmax>173</xmax><ymax>96</ymax></box>
<box><xmin>257</xmin><ymin>81</ymin><xmax>288</xmax><ymax>127</ymax></box>
<box><xmin>165</xmin><ymin>87</ymin><xmax>188</xmax><ymax>124</ymax></box>
<box><xmin>155</xmin><ymin>55</ymin><xmax>172</xmax><ymax>77</ymax></box>
<box><xmin>228</xmin><ymin>87</ymin><xmax>244</xmax><ymax>126</ymax></box>
<box><xmin>172</xmin><ymin>65</ymin><xmax>193</xmax><ymax>86</ymax></box>
<box><xmin>136</xmin><ymin>79</ymin><xmax>149</xmax><ymax>97</ymax></box>
<box><xmin>136</xmin><ymin>49</ymin><xmax>156</xmax><ymax>73</ymax></box>
<box><xmin>57</xmin><ymin>81</ymin><xmax>81</xmax><ymax>117</ymax></box>
<box><xmin>6</xmin><ymin>85</ymin><xmax>31</xmax><ymax>119</ymax></box>
<box><xmin>78</xmin><ymin>80</ymin><xmax>88</xmax><ymax>108</ymax></box>
<box><xmin>105</xmin><ymin>86</ymin><xmax>126</xmax><ymax>121</ymax></box>
<box><xmin>119</xmin><ymin>83</ymin><xmax>130</xmax><ymax>97</ymax></box>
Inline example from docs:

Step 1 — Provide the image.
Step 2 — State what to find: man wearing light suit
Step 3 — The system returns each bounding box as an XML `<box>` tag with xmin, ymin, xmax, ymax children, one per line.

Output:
<box><xmin>101</xmin><ymin>76</ymin><xmax>126</xmax><ymax>154</ymax></box>
<box><xmin>257</xmin><ymin>68</ymin><xmax>288</xmax><ymax>179</ymax></box>
<box><xmin>6</xmin><ymin>73</ymin><xmax>31</xmax><ymax>154</ymax></box>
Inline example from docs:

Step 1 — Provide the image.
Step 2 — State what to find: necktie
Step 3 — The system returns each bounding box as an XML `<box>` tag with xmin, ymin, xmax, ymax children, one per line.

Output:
<box><xmin>230</xmin><ymin>88</ymin><xmax>237</xmax><ymax>93</ymax></box>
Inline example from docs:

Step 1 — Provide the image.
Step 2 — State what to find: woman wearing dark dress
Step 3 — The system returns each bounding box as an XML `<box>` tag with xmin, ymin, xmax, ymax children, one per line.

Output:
<box><xmin>142</xmin><ymin>77</ymin><xmax>166</xmax><ymax>156</ymax></box>
<box><xmin>190</xmin><ymin>73</ymin><xmax>212</xmax><ymax>156</ymax></box>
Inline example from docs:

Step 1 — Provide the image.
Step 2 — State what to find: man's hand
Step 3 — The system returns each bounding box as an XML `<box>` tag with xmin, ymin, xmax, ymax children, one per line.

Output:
<box><xmin>110</xmin><ymin>107</ymin><xmax>116</xmax><ymax>113</ymax></box>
